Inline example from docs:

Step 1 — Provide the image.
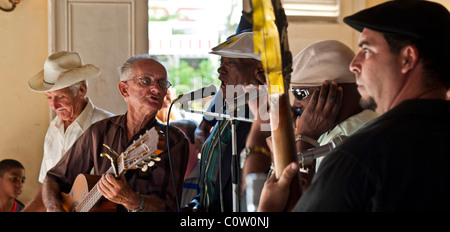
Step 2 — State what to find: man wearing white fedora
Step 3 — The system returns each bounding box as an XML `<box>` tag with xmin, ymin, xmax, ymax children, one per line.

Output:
<box><xmin>22</xmin><ymin>51</ymin><xmax>115</xmax><ymax>211</ymax></box>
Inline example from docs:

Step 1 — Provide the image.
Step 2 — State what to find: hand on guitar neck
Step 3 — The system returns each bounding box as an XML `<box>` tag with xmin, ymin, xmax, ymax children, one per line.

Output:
<box><xmin>96</xmin><ymin>173</ymin><xmax>142</xmax><ymax>211</ymax></box>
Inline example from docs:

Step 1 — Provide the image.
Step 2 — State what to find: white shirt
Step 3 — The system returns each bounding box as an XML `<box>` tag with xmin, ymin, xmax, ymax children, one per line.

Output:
<box><xmin>315</xmin><ymin>109</ymin><xmax>379</xmax><ymax>171</ymax></box>
<box><xmin>38</xmin><ymin>99</ymin><xmax>115</xmax><ymax>183</ymax></box>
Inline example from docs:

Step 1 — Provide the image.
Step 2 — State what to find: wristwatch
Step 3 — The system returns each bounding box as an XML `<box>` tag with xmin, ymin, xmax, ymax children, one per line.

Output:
<box><xmin>131</xmin><ymin>194</ymin><xmax>144</xmax><ymax>212</ymax></box>
<box><xmin>295</xmin><ymin>134</ymin><xmax>320</xmax><ymax>148</ymax></box>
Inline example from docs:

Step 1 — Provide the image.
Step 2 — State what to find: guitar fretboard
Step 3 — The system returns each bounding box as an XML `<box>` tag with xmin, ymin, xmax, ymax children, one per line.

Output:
<box><xmin>74</xmin><ymin>165</ymin><xmax>121</xmax><ymax>212</ymax></box>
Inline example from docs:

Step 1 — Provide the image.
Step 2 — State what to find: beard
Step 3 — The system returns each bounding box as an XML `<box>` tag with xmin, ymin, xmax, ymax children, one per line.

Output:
<box><xmin>360</xmin><ymin>96</ymin><xmax>377</xmax><ymax>111</ymax></box>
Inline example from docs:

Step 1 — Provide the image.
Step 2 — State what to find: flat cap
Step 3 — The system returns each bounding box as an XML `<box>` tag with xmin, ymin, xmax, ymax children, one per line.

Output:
<box><xmin>344</xmin><ymin>0</ymin><xmax>450</xmax><ymax>49</ymax></box>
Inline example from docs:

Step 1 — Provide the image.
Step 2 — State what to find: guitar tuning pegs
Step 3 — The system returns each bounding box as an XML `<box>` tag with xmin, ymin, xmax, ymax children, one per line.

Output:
<box><xmin>153</xmin><ymin>157</ymin><xmax>161</xmax><ymax>162</ymax></box>
<box><xmin>147</xmin><ymin>160</ymin><xmax>155</xmax><ymax>167</ymax></box>
<box><xmin>139</xmin><ymin>161</ymin><xmax>156</xmax><ymax>172</ymax></box>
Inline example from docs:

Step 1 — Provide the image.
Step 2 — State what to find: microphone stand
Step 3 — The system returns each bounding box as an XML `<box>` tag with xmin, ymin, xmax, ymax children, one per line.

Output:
<box><xmin>230</xmin><ymin>116</ymin><xmax>240</xmax><ymax>212</ymax></box>
<box><xmin>178</xmin><ymin>90</ymin><xmax>264</xmax><ymax>212</ymax></box>
<box><xmin>181</xmin><ymin>104</ymin><xmax>253</xmax><ymax>212</ymax></box>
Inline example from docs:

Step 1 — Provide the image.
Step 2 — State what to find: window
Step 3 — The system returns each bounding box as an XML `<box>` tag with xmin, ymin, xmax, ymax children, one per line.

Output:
<box><xmin>281</xmin><ymin>0</ymin><xmax>340</xmax><ymax>22</ymax></box>
<box><xmin>148</xmin><ymin>0</ymin><xmax>243</xmax><ymax>121</ymax></box>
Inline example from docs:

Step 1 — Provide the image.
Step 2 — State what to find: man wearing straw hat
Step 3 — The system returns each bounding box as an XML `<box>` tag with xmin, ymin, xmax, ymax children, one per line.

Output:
<box><xmin>23</xmin><ymin>51</ymin><xmax>114</xmax><ymax>212</ymax></box>
<box><xmin>42</xmin><ymin>54</ymin><xmax>189</xmax><ymax>212</ymax></box>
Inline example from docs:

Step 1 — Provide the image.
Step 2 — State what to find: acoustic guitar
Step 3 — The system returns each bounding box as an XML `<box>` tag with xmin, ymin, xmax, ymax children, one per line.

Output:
<box><xmin>62</xmin><ymin>127</ymin><xmax>165</xmax><ymax>212</ymax></box>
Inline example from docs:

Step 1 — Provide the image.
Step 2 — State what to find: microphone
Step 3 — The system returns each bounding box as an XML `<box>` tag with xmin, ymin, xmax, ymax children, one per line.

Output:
<box><xmin>298</xmin><ymin>135</ymin><xmax>347</xmax><ymax>164</ymax></box>
<box><xmin>173</xmin><ymin>85</ymin><xmax>217</xmax><ymax>110</ymax></box>
<box><xmin>225</xmin><ymin>85</ymin><xmax>268</xmax><ymax>116</ymax></box>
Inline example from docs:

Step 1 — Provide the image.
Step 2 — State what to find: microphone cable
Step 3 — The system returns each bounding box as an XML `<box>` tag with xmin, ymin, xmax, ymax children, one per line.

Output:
<box><xmin>166</xmin><ymin>101</ymin><xmax>180</xmax><ymax>212</ymax></box>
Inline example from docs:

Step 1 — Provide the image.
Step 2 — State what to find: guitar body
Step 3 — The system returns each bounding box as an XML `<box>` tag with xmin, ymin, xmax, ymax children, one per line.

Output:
<box><xmin>60</xmin><ymin>127</ymin><xmax>164</xmax><ymax>212</ymax></box>
<box><xmin>62</xmin><ymin>174</ymin><xmax>117</xmax><ymax>212</ymax></box>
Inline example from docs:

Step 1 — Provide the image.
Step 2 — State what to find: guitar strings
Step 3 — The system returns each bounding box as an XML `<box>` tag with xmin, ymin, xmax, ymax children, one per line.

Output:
<box><xmin>74</xmin><ymin>132</ymin><xmax>159</xmax><ymax>211</ymax></box>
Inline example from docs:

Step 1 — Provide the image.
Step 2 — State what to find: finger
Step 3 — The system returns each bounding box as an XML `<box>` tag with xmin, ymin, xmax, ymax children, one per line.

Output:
<box><xmin>315</xmin><ymin>81</ymin><xmax>330</xmax><ymax>111</ymax></box>
<box><xmin>97</xmin><ymin>175</ymin><xmax>112</xmax><ymax>196</ymax></box>
<box><xmin>329</xmin><ymin>86</ymin><xmax>343</xmax><ymax>118</ymax></box>
<box><xmin>303</xmin><ymin>87</ymin><xmax>320</xmax><ymax>113</ymax></box>
<box><xmin>105</xmin><ymin>173</ymin><xmax>118</xmax><ymax>184</ymax></box>
<box><xmin>277</xmin><ymin>162</ymin><xmax>299</xmax><ymax>187</ymax></box>
<box><xmin>322</xmin><ymin>81</ymin><xmax>338</xmax><ymax>114</ymax></box>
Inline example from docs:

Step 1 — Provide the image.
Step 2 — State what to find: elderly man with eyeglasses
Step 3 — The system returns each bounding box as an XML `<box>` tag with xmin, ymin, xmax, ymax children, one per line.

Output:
<box><xmin>42</xmin><ymin>54</ymin><xmax>190</xmax><ymax>212</ymax></box>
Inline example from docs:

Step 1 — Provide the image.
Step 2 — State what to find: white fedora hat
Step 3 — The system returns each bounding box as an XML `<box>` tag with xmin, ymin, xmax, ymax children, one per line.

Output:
<box><xmin>28</xmin><ymin>51</ymin><xmax>101</xmax><ymax>92</ymax></box>
<box><xmin>289</xmin><ymin>40</ymin><xmax>356</xmax><ymax>105</ymax></box>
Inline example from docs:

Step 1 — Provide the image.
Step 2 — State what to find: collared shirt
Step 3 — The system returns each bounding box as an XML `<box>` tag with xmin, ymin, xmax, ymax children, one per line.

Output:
<box><xmin>199</xmin><ymin>118</ymin><xmax>252</xmax><ymax>212</ymax></box>
<box><xmin>38</xmin><ymin>99</ymin><xmax>115</xmax><ymax>183</ymax></box>
<box><xmin>315</xmin><ymin>109</ymin><xmax>379</xmax><ymax>171</ymax></box>
<box><xmin>46</xmin><ymin>114</ymin><xmax>190</xmax><ymax>212</ymax></box>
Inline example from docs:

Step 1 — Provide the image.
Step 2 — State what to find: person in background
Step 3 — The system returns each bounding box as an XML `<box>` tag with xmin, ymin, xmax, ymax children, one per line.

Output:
<box><xmin>0</xmin><ymin>159</ymin><xmax>26</xmax><ymax>212</ymax></box>
<box><xmin>156</xmin><ymin>86</ymin><xmax>182</xmax><ymax>124</ymax></box>
<box><xmin>170</xmin><ymin>119</ymin><xmax>201</xmax><ymax>209</ymax></box>
<box><xmin>184</xmin><ymin>31</ymin><xmax>265</xmax><ymax>212</ymax></box>
<box><xmin>193</xmin><ymin>15</ymin><xmax>254</xmax><ymax>164</ymax></box>
<box><xmin>23</xmin><ymin>51</ymin><xmax>115</xmax><ymax>212</ymax></box>
<box><xmin>258</xmin><ymin>0</ymin><xmax>450</xmax><ymax>212</ymax></box>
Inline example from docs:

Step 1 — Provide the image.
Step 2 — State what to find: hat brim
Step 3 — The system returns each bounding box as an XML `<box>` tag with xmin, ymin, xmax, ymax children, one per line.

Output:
<box><xmin>209</xmin><ymin>51</ymin><xmax>261</xmax><ymax>61</ymax></box>
<box><xmin>28</xmin><ymin>64</ymin><xmax>100</xmax><ymax>93</ymax></box>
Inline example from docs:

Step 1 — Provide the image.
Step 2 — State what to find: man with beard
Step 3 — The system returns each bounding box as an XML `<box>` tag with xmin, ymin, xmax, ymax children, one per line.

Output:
<box><xmin>258</xmin><ymin>0</ymin><xmax>450</xmax><ymax>212</ymax></box>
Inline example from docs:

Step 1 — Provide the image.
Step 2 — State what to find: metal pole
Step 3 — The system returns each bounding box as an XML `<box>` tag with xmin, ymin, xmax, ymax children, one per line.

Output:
<box><xmin>231</xmin><ymin>119</ymin><xmax>240</xmax><ymax>212</ymax></box>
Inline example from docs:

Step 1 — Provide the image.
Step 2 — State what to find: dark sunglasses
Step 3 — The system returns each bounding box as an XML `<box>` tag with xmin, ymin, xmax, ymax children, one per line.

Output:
<box><xmin>123</xmin><ymin>75</ymin><xmax>172</xmax><ymax>89</ymax></box>
<box><xmin>291</xmin><ymin>87</ymin><xmax>315</xmax><ymax>101</ymax></box>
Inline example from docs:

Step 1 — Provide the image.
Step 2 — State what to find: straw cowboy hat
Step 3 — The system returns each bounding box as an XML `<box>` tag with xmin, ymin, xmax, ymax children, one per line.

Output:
<box><xmin>209</xmin><ymin>32</ymin><xmax>261</xmax><ymax>61</ymax></box>
<box><xmin>28</xmin><ymin>51</ymin><xmax>101</xmax><ymax>92</ymax></box>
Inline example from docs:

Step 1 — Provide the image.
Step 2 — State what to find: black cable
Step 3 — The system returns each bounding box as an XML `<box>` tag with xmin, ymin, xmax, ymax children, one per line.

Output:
<box><xmin>218</xmin><ymin>116</ymin><xmax>225</xmax><ymax>212</ymax></box>
<box><xmin>166</xmin><ymin>101</ymin><xmax>180</xmax><ymax>212</ymax></box>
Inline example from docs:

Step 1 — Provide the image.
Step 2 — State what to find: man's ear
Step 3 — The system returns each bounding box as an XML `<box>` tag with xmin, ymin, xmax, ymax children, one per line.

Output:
<box><xmin>400</xmin><ymin>45</ymin><xmax>420</xmax><ymax>74</ymax></box>
<box><xmin>78</xmin><ymin>82</ymin><xmax>87</xmax><ymax>98</ymax></box>
<box><xmin>118</xmin><ymin>81</ymin><xmax>129</xmax><ymax>98</ymax></box>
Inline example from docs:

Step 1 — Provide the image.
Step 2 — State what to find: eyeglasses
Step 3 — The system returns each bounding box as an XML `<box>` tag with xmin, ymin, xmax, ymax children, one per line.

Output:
<box><xmin>123</xmin><ymin>76</ymin><xmax>172</xmax><ymax>89</ymax></box>
<box><xmin>291</xmin><ymin>88</ymin><xmax>315</xmax><ymax>101</ymax></box>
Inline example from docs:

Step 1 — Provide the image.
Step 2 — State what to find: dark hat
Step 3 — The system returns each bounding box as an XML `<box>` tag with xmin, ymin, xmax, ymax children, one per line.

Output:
<box><xmin>236</xmin><ymin>15</ymin><xmax>253</xmax><ymax>34</ymax></box>
<box><xmin>343</xmin><ymin>0</ymin><xmax>450</xmax><ymax>46</ymax></box>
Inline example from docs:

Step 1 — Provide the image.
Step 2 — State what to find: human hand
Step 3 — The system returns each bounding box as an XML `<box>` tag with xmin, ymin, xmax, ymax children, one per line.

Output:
<box><xmin>97</xmin><ymin>173</ymin><xmax>141</xmax><ymax>211</ymax></box>
<box><xmin>257</xmin><ymin>162</ymin><xmax>299</xmax><ymax>212</ymax></box>
<box><xmin>295</xmin><ymin>81</ymin><xmax>343</xmax><ymax>139</ymax></box>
